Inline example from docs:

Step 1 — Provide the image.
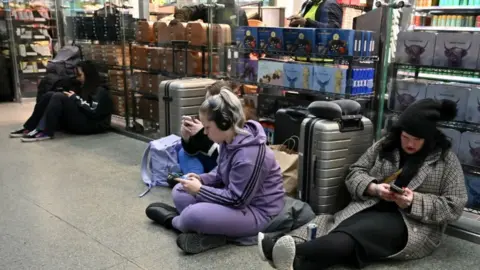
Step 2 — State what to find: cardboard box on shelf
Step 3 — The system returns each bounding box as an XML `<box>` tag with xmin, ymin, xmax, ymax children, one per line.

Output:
<box><xmin>284</xmin><ymin>28</ymin><xmax>315</xmax><ymax>56</ymax></box>
<box><xmin>235</xmin><ymin>26</ymin><xmax>258</xmax><ymax>49</ymax></box>
<box><xmin>438</xmin><ymin>128</ymin><xmax>461</xmax><ymax>155</ymax></box>
<box><xmin>459</xmin><ymin>132</ymin><xmax>480</xmax><ymax>168</ymax></box>
<box><xmin>396</xmin><ymin>31</ymin><xmax>436</xmax><ymax>66</ymax></box>
<box><xmin>390</xmin><ymin>80</ymin><xmax>427</xmax><ymax>112</ymax></box>
<box><xmin>258</xmin><ymin>27</ymin><xmax>283</xmax><ymax>52</ymax></box>
<box><xmin>312</xmin><ymin>65</ymin><xmax>347</xmax><ymax>94</ymax></box>
<box><xmin>433</xmin><ymin>32</ymin><xmax>480</xmax><ymax>69</ymax></box>
<box><xmin>283</xmin><ymin>62</ymin><xmax>314</xmax><ymax>90</ymax></box>
<box><xmin>426</xmin><ymin>83</ymin><xmax>470</xmax><ymax>122</ymax></box>
<box><xmin>257</xmin><ymin>59</ymin><xmax>284</xmax><ymax>87</ymax></box>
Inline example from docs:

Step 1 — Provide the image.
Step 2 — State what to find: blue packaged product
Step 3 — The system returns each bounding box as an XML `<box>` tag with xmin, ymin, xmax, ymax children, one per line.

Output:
<box><xmin>235</xmin><ymin>26</ymin><xmax>257</xmax><ymax>49</ymax></box>
<box><xmin>236</xmin><ymin>58</ymin><xmax>258</xmax><ymax>83</ymax></box>
<box><xmin>315</xmin><ymin>29</ymin><xmax>357</xmax><ymax>56</ymax></box>
<box><xmin>257</xmin><ymin>59</ymin><xmax>285</xmax><ymax>87</ymax></box>
<box><xmin>312</xmin><ymin>65</ymin><xmax>347</xmax><ymax>94</ymax></box>
<box><xmin>284</xmin><ymin>28</ymin><xmax>316</xmax><ymax>56</ymax></box>
<box><xmin>258</xmin><ymin>27</ymin><xmax>283</xmax><ymax>52</ymax></box>
<box><xmin>363</xmin><ymin>31</ymin><xmax>373</xmax><ymax>57</ymax></box>
<box><xmin>283</xmin><ymin>62</ymin><xmax>314</xmax><ymax>90</ymax></box>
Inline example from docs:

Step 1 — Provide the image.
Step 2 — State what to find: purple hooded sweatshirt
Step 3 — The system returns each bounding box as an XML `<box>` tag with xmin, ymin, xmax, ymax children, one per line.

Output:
<box><xmin>197</xmin><ymin>120</ymin><xmax>285</xmax><ymax>219</ymax></box>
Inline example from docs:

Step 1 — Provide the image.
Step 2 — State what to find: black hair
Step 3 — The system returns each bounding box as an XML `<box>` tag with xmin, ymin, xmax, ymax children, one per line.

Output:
<box><xmin>77</xmin><ymin>60</ymin><xmax>104</xmax><ymax>100</ymax></box>
<box><xmin>379</xmin><ymin>125</ymin><xmax>452</xmax><ymax>182</ymax></box>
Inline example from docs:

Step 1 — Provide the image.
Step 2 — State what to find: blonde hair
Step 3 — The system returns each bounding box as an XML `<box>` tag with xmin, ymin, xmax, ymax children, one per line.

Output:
<box><xmin>199</xmin><ymin>88</ymin><xmax>247</xmax><ymax>134</ymax></box>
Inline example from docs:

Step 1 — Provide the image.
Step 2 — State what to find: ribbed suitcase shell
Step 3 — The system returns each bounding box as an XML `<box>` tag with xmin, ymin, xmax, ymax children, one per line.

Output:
<box><xmin>298</xmin><ymin>117</ymin><xmax>374</xmax><ymax>214</ymax></box>
<box><xmin>158</xmin><ymin>78</ymin><xmax>216</xmax><ymax>137</ymax></box>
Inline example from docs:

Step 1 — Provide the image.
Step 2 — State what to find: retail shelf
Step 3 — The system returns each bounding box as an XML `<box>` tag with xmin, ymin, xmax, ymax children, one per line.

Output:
<box><xmin>233</xmin><ymin>48</ymin><xmax>378</xmax><ymax>62</ymax></box>
<box><xmin>397</xmin><ymin>71</ymin><xmax>480</xmax><ymax>84</ymax></box>
<box><xmin>395</xmin><ymin>63</ymin><xmax>479</xmax><ymax>73</ymax></box>
<box><xmin>409</xmin><ymin>26</ymin><xmax>480</xmax><ymax>32</ymax></box>
<box><xmin>250</xmin><ymin>81</ymin><xmax>374</xmax><ymax>100</ymax></box>
<box><xmin>134</xmin><ymin>41</ymin><xmax>225</xmax><ymax>51</ymax></box>
<box><xmin>415</xmin><ymin>6</ymin><xmax>480</xmax><ymax>13</ymax></box>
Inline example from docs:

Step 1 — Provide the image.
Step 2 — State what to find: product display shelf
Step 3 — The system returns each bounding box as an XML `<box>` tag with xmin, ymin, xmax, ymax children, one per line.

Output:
<box><xmin>410</xmin><ymin>26</ymin><xmax>480</xmax><ymax>32</ymax></box>
<box><xmin>394</xmin><ymin>64</ymin><xmax>480</xmax><ymax>85</ymax></box>
<box><xmin>390</xmin><ymin>4</ymin><xmax>480</xmax><ymax>214</ymax></box>
<box><xmin>7</xmin><ymin>2</ymin><xmax>57</xmax><ymax>98</ymax></box>
<box><xmin>231</xmin><ymin>48</ymin><xmax>378</xmax><ymax>100</ymax></box>
<box><xmin>0</xmin><ymin>1</ymin><xmax>16</xmax><ymax>101</ymax></box>
<box><xmin>415</xmin><ymin>5</ymin><xmax>480</xmax><ymax>12</ymax></box>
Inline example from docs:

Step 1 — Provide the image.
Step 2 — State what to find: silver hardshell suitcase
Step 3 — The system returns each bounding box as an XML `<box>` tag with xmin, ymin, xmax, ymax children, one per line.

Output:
<box><xmin>158</xmin><ymin>78</ymin><xmax>216</xmax><ymax>137</ymax></box>
<box><xmin>298</xmin><ymin>100</ymin><xmax>374</xmax><ymax>215</ymax></box>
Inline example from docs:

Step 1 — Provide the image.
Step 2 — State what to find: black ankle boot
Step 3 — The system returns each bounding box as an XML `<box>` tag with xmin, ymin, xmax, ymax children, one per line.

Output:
<box><xmin>145</xmin><ymin>202</ymin><xmax>179</xmax><ymax>229</ymax></box>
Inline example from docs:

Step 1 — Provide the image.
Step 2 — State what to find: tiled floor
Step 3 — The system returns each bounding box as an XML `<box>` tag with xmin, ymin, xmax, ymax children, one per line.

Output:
<box><xmin>1</xmin><ymin>100</ymin><xmax>480</xmax><ymax>270</ymax></box>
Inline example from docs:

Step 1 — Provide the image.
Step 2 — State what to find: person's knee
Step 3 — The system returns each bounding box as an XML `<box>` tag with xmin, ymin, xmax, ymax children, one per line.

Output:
<box><xmin>51</xmin><ymin>92</ymin><xmax>68</xmax><ymax>101</ymax></box>
<box><xmin>178</xmin><ymin>204</ymin><xmax>206</xmax><ymax>231</ymax></box>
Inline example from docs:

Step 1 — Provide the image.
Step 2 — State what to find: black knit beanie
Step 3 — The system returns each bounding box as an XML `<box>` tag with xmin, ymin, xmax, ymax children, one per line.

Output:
<box><xmin>397</xmin><ymin>98</ymin><xmax>457</xmax><ymax>139</ymax></box>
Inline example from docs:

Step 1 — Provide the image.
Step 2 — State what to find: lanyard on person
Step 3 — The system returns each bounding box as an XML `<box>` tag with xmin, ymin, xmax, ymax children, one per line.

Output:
<box><xmin>383</xmin><ymin>169</ymin><xmax>403</xmax><ymax>184</ymax></box>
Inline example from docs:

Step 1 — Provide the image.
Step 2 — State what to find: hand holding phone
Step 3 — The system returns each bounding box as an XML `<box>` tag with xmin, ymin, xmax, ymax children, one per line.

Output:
<box><xmin>389</xmin><ymin>183</ymin><xmax>405</xmax><ymax>194</ymax></box>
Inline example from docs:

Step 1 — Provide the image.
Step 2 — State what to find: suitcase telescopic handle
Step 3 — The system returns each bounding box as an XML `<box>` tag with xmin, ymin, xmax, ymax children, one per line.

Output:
<box><xmin>338</xmin><ymin>115</ymin><xmax>364</xmax><ymax>132</ymax></box>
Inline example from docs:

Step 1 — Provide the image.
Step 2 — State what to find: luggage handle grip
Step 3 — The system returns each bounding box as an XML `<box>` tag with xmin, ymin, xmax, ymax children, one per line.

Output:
<box><xmin>338</xmin><ymin>115</ymin><xmax>364</xmax><ymax>132</ymax></box>
<box><xmin>310</xmin><ymin>154</ymin><xmax>316</xmax><ymax>189</ymax></box>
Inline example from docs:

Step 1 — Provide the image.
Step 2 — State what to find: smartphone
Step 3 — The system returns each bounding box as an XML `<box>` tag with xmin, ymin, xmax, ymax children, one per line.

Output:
<box><xmin>389</xmin><ymin>183</ymin><xmax>405</xmax><ymax>194</ymax></box>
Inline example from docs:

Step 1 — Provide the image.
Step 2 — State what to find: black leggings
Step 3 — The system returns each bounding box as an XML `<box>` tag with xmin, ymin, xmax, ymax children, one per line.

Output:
<box><xmin>24</xmin><ymin>91</ymin><xmax>96</xmax><ymax>136</ymax></box>
<box><xmin>294</xmin><ymin>232</ymin><xmax>356</xmax><ymax>270</ymax></box>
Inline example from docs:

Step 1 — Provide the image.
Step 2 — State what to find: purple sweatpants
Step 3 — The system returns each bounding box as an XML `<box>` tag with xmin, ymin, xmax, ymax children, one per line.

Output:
<box><xmin>171</xmin><ymin>184</ymin><xmax>271</xmax><ymax>240</ymax></box>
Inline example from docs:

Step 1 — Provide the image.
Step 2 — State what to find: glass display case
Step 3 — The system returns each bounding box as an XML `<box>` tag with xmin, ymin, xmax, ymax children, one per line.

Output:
<box><xmin>374</xmin><ymin>0</ymin><xmax>480</xmax><ymax>243</ymax></box>
<box><xmin>2</xmin><ymin>0</ymin><xmax>59</xmax><ymax>100</ymax></box>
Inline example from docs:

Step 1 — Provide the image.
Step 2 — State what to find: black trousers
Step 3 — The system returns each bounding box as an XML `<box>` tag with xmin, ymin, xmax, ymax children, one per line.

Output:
<box><xmin>24</xmin><ymin>91</ymin><xmax>96</xmax><ymax>136</ymax></box>
<box><xmin>294</xmin><ymin>232</ymin><xmax>357</xmax><ymax>270</ymax></box>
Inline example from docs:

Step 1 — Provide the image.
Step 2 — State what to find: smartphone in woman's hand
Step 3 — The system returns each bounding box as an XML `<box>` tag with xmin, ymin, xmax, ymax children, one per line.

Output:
<box><xmin>389</xmin><ymin>183</ymin><xmax>405</xmax><ymax>194</ymax></box>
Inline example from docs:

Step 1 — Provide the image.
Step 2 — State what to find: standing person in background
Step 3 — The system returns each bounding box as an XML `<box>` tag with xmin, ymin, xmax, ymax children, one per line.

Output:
<box><xmin>288</xmin><ymin>0</ymin><xmax>343</xmax><ymax>29</ymax></box>
<box><xmin>9</xmin><ymin>60</ymin><xmax>113</xmax><ymax>142</ymax></box>
<box><xmin>171</xmin><ymin>0</ymin><xmax>248</xmax><ymax>31</ymax></box>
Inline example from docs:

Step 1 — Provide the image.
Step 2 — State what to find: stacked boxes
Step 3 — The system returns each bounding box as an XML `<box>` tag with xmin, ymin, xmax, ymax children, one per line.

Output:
<box><xmin>389</xmin><ymin>80</ymin><xmax>428</xmax><ymax>112</ymax></box>
<box><xmin>395</xmin><ymin>32</ymin><xmax>436</xmax><ymax>66</ymax></box>
<box><xmin>283</xmin><ymin>62</ymin><xmax>314</xmax><ymax>90</ymax></box>
<box><xmin>234</xmin><ymin>27</ymin><xmax>375</xmax><ymax>56</ymax></box>
<box><xmin>426</xmin><ymin>83</ymin><xmax>470</xmax><ymax>122</ymax></box>
<box><xmin>396</xmin><ymin>31</ymin><xmax>480</xmax><ymax>69</ymax></box>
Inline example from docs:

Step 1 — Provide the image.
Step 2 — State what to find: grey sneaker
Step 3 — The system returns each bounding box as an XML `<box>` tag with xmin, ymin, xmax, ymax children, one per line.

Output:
<box><xmin>176</xmin><ymin>233</ymin><xmax>227</xmax><ymax>254</ymax></box>
<box><xmin>272</xmin><ymin>235</ymin><xmax>296</xmax><ymax>270</ymax></box>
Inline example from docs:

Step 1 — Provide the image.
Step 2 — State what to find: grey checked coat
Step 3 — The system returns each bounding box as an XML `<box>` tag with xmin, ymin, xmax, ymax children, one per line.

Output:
<box><xmin>289</xmin><ymin>139</ymin><xmax>468</xmax><ymax>260</ymax></box>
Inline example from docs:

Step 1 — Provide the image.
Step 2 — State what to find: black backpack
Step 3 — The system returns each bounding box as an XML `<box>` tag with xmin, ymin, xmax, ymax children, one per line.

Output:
<box><xmin>37</xmin><ymin>45</ymin><xmax>82</xmax><ymax>102</ymax></box>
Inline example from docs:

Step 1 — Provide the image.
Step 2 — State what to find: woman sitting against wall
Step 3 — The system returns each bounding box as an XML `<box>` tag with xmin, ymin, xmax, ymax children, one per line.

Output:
<box><xmin>146</xmin><ymin>88</ymin><xmax>285</xmax><ymax>254</ymax></box>
<box><xmin>258</xmin><ymin>99</ymin><xmax>468</xmax><ymax>270</ymax></box>
<box><xmin>9</xmin><ymin>60</ymin><xmax>113</xmax><ymax>142</ymax></box>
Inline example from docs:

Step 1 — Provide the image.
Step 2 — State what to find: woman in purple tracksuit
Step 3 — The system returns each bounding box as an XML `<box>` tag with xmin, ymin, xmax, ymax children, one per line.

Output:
<box><xmin>145</xmin><ymin>88</ymin><xmax>285</xmax><ymax>254</ymax></box>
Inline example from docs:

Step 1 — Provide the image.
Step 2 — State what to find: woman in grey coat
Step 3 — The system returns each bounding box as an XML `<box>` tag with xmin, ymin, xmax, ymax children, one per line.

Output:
<box><xmin>258</xmin><ymin>98</ymin><xmax>468</xmax><ymax>270</ymax></box>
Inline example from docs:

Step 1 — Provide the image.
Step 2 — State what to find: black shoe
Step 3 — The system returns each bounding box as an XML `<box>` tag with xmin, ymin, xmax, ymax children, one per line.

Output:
<box><xmin>145</xmin><ymin>202</ymin><xmax>178</xmax><ymax>229</ymax></box>
<box><xmin>21</xmin><ymin>130</ymin><xmax>52</xmax><ymax>142</ymax></box>
<box><xmin>258</xmin><ymin>232</ymin><xmax>278</xmax><ymax>262</ymax></box>
<box><xmin>176</xmin><ymin>233</ymin><xmax>227</xmax><ymax>254</ymax></box>
<box><xmin>9</xmin><ymin>128</ymin><xmax>29</xmax><ymax>138</ymax></box>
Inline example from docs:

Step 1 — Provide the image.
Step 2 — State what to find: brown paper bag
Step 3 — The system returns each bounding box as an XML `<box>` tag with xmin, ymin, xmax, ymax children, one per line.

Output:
<box><xmin>270</xmin><ymin>144</ymin><xmax>299</xmax><ymax>197</ymax></box>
